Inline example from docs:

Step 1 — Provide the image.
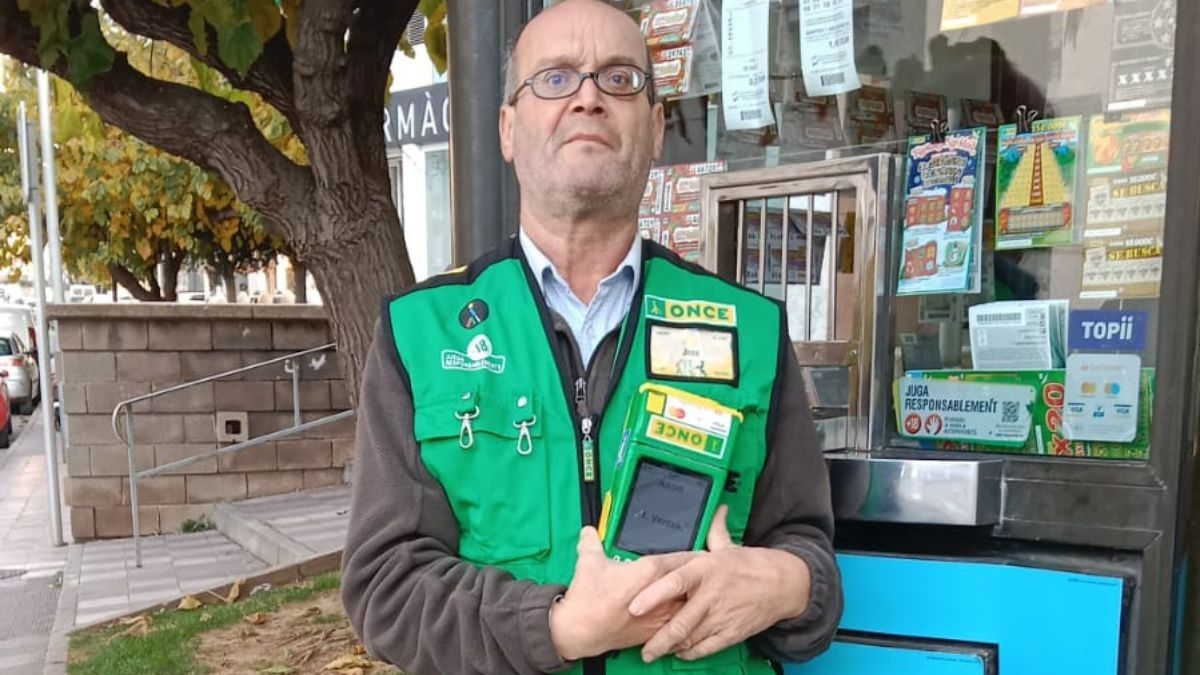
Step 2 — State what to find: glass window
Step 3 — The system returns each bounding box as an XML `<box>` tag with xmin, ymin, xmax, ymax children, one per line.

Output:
<box><xmin>644</xmin><ymin>0</ymin><xmax>1175</xmax><ymax>461</ymax></box>
<box><xmin>425</xmin><ymin>148</ymin><xmax>453</xmax><ymax>276</ymax></box>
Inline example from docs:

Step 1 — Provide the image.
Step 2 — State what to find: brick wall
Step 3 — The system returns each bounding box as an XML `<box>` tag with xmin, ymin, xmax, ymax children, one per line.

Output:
<box><xmin>46</xmin><ymin>304</ymin><xmax>355</xmax><ymax>541</ymax></box>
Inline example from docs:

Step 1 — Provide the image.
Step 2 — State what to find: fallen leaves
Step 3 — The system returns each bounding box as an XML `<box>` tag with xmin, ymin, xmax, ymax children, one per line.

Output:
<box><xmin>244</xmin><ymin>612</ymin><xmax>269</xmax><ymax>626</ymax></box>
<box><xmin>178</xmin><ymin>596</ymin><xmax>202</xmax><ymax>611</ymax></box>
<box><xmin>110</xmin><ymin>614</ymin><xmax>153</xmax><ymax>641</ymax></box>
<box><xmin>226</xmin><ymin>579</ymin><xmax>244</xmax><ymax>604</ymax></box>
<box><xmin>322</xmin><ymin>654</ymin><xmax>374</xmax><ymax>672</ymax></box>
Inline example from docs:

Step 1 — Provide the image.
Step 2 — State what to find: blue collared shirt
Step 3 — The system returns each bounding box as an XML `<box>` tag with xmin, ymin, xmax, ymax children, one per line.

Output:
<box><xmin>519</xmin><ymin>229</ymin><xmax>641</xmax><ymax>367</ymax></box>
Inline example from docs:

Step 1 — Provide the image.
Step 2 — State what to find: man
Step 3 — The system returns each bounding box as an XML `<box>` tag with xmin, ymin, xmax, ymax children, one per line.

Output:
<box><xmin>341</xmin><ymin>1</ymin><xmax>842</xmax><ymax>673</ymax></box>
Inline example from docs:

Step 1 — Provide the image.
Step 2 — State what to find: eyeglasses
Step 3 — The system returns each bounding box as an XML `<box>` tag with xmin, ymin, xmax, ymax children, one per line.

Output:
<box><xmin>508</xmin><ymin>65</ymin><xmax>653</xmax><ymax>105</ymax></box>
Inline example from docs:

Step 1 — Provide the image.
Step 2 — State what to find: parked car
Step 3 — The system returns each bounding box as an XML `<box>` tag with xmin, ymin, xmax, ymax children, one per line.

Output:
<box><xmin>0</xmin><ymin>376</ymin><xmax>12</xmax><ymax>447</ymax></box>
<box><xmin>66</xmin><ymin>284</ymin><xmax>96</xmax><ymax>303</ymax></box>
<box><xmin>0</xmin><ymin>333</ymin><xmax>39</xmax><ymax>414</ymax></box>
<box><xmin>0</xmin><ymin>305</ymin><xmax>36</xmax><ymax>359</ymax></box>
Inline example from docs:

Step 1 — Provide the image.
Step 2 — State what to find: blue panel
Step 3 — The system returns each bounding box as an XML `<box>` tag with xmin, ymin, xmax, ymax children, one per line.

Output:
<box><xmin>790</xmin><ymin>554</ymin><xmax>1124</xmax><ymax>675</ymax></box>
<box><xmin>787</xmin><ymin>641</ymin><xmax>987</xmax><ymax>675</ymax></box>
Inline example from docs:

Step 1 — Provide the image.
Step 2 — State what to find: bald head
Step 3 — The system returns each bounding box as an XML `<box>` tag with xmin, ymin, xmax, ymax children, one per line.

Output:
<box><xmin>497</xmin><ymin>0</ymin><xmax>665</xmax><ymax>232</ymax></box>
<box><xmin>504</xmin><ymin>0</ymin><xmax>652</xmax><ymax>102</ymax></box>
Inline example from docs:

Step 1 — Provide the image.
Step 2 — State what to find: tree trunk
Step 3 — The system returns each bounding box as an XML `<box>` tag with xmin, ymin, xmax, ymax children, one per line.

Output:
<box><xmin>223</xmin><ymin>269</ymin><xmax>237</xmax><ymax>303</ymax></box>
<box><xmin>293</xmin><ymin>259</ymin><xmax>308</xmax><ymax>304</ymax></box>
<box><xmin>107</xmin><ymin>263</ymin><xmax>165</xmax><ymax>302</ymax></box>
<box><xmin>161</xmin><ymin>252</ymin><xmax>183</xmax><ymax>302</ymax></box>
<box><xmin>306</xmin><ymin>204</ymin><xmax>413</xmax><ymax>402</ymax></box>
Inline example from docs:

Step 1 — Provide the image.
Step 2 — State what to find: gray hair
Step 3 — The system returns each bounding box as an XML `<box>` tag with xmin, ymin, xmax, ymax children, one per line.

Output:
<box><xmin>501</xmin><ymin>5</ymin><xmax>656</xmax><ymax>105</ymax></box>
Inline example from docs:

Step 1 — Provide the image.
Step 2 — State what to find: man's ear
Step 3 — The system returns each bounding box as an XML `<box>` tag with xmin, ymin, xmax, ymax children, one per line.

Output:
<box><xmin>499</xmin><ymin>104</ymin><xmax>515</xmax><ymax>163</ymax></box>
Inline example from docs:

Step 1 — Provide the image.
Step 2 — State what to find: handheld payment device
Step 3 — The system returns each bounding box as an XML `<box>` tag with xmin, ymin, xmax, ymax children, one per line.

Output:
<box><xmin>599</xmin><ymin>383</ymin><xmax>743</xmax><ymax>560</ymax></box>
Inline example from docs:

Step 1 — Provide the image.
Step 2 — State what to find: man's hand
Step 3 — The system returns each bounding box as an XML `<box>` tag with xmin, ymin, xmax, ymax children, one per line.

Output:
<box><xmin>627</xmin><ymin>506</ymin><xmax>812</xmax><ymax>663</ymax></box>
<box><xmin>549</xmin><ymin>527</ymin><xmax>696</xmax><ymax>661</ymax></box>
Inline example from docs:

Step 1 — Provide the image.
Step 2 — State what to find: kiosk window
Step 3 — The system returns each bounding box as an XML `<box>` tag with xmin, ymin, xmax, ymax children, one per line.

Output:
<box><xmin>614</xmin><ymin>459</ymin><xmax>712</xmax><ymax>556</ymax></box>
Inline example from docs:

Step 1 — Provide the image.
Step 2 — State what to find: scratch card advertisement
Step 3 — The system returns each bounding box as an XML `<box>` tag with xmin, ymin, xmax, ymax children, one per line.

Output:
<box><xmin>995</xmin><ymin>116</ymin><xmax>1081</xmax><ymax>250</ymax></box>
<box><xmin>1084</xmin><ymin>108</ymin><xmax>1170</xmax><ymax>240</ymax></box>
<box><xmin>898</xmin><ymin>128</ymin><xmax>986</xmax><ymax>296</ymax></box>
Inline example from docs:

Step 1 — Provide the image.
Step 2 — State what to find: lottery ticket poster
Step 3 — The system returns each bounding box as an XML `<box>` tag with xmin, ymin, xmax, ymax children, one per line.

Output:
<box><xmin>638</xmin><ymin>161</ymin><xmax>727</xmax><ymax>263</ymax></box>
<box><xmin>898</xmin><ymin>128</ymin><xmax>987</xmax><ymax>296</ymax></box>
<box><xmin>1107</xmin><ymin>0</ymin><xmax>1176</xmax><ymax>112</ymax></box>
<box><xmin>845</xmin><ymin>85</ymin><xmax>897</xmax><ymax>147</ymax></box>
<box><xmin>1079</xmin><ymin>230</ymin><xmax>1163</xmax><ymax>299</ymax></box>
<box><xmin>1084</xmin><ymin>108</ymin><xmax>1170</xmax><ymax>240</ymax></box>
<box><xmin>779</xmin><ymin>77</ymin><xmax>844</xmax><ymax>153</ymax></box>
<box><xmin>905</xmin><ymin>91</ymin><xmax>949</xmax><ymax>137</ymax></box>
<box><xmin>995</xmin><ymin>116</ymin><xmax>1082</xmax><ymax>250</ymax></box>
<box><xmin>642</xmin><ymin>0</ymin><xmax>721</xmax><ymax>100</ymax></box>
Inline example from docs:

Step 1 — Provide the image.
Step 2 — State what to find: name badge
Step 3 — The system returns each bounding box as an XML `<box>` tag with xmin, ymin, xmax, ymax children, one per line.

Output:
<box><xmin>647</xmin><ymin>323</ymin><xmax>738</xmax><ymax>385</ymax></box>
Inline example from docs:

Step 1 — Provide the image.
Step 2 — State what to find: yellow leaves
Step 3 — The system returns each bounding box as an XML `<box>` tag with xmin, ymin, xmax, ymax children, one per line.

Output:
<box><xmin>226</xmin><ymin>579</ymin><xmax>243</xmax><ymax>604</ymax></box>
<box><xmin>321</xmin><ymin>654</ymin><xmax>374</xmax><ymax>672</ymax></box>
<box><xmin>425</xmin><ymin>22</ymin><xmax>448</xmax><ymax>73</ymax></box>
<box><xmin>282</xmin><ymin>0</ymin><xmax>301</xmax><ymax>50</ymax></box>
<box><xmin>247</xmin><ymin>0</ymin><xmax>283</xmax><ymax>42</ymax></box>
<box><xmin>243</xmin><ymin>611</ymin><xmax>269</xmax><ymax>625</ymax></box>
<box><xmin>178</xmin><ymin>595</ymin><xmax>202</xmax><ymax>611</ymax></box>
<box><xmin>135</xmin><ymin>237</ymin><xmax>154</xmax><ymax>262</ymax></box>
<box><xmin>113</xmin><ymin>614</ymin><xmax>154</xmax><ymax>640</ymax></box>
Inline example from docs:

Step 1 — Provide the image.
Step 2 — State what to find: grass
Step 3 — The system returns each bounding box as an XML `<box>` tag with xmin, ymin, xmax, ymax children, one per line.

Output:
<box><xmin>68</xmin><ymin>572</ymin><xmax>341</xmax><ymax>675</ymax></box>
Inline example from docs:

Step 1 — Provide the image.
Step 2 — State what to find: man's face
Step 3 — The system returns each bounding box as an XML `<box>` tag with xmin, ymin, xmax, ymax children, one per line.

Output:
<box><xmin>499</xmin><ymin>0</ymin><xmax>665</xmax><ymax>220</ymax></box>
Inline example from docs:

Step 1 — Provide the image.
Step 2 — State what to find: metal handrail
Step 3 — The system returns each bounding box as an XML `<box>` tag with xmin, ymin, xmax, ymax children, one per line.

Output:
<box><xmin>110</xmin><ymin>342</ymin><xmax>355</xmax><ymax>567</ymax></box>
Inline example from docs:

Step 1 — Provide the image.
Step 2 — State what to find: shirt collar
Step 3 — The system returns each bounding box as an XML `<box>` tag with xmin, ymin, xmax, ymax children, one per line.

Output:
<box><xmin>518</xmin><ymin>228</ymin><xmax>642</xmax><ymax>297</ymax></box>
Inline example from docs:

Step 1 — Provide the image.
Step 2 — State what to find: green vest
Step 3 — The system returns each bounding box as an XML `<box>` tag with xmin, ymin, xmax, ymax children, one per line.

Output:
<box><xmin>388</xmin><ymin>239</ymin><xmax>783</xmax><ymax>675</ymax></box>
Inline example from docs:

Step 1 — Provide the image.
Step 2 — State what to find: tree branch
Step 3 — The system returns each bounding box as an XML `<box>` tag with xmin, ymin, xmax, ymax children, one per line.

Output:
<box><xmin>0</xmin><ymin>0</ymin><xmax>316</xmax><ymax>243</ymax></box>
<box><xmin>108</xmin><ymin>263</ymin><xmax>162</xmax><ymax>302</ymax></box>
<box><xmin>98</xmin><ymin>0</ymin><xmax>298</xmax><ymax>128</ymax></box>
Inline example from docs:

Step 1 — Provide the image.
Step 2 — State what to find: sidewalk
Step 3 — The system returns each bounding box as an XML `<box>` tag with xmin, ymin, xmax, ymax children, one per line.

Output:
<box><xmin>0</xmin><ymin>413</ymin><xmax>68</xmax><ymax>675</ymax></box>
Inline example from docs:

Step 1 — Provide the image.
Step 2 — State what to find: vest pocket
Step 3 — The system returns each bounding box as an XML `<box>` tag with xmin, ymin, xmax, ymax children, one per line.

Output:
<box><xmin>413</xmin><ymin>390</ymin><xmax>551</xmax><ymax>569</ymax></box>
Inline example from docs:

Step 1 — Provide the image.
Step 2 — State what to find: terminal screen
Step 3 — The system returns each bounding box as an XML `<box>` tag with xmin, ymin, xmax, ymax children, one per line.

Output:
<box><xmin>614</xmin><ymin>458</ymin><xmax>712</xmax><ymax>555</ymax></box>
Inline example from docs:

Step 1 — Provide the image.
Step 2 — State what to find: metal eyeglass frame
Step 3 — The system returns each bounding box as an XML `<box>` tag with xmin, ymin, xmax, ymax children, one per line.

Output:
<box><xmin>507</xmin><ymin>65</ymin><xmax>656</xmax><ymax>106</ymax></box>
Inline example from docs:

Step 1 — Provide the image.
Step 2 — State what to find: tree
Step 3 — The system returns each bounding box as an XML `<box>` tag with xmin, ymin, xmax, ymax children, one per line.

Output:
<box><xmin>2</xmin><ymin>54</ymin><xmax>291</xmax><ymax>302</ymax></box>
<box><xmin>0</xmin><ymin>0</ymin><xmax>449</xmax><ymax>398</ymax></box>
<box><xmin>0</xmin><ymin>94</ymin><xmax>31</xmax><ymax>282</ymax></box>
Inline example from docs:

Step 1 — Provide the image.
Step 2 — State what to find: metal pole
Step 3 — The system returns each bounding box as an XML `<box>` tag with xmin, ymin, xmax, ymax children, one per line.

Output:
<box><xmin>125</xmin><ymin>411</ymin><xmax>141</xmax><ymax>568</ymax></box>
<box><xmin>289</xmin><ymin>358</ymin><xmax>301</xmax><ymax>428</ymax></box>
<box><xmin>805</xmin><ymin>195</ymin><xmax>815</xmax><ymax>341</ymax></box>
<box><xmin>18</xmin><ymin>104</ymin><xmax>62</xmax><ymax>547</ymax></box>
<box><xmin>38</xmin><ymin>70</ymin><xmax>71</xmax><ymax>466</ymax></box>
<box><xmin>447</xmin><ymin>0</ymin><xmax>526</xmax><ymax>264</ymax></box>
<box><xmin>37</xmin><ymin>71</ymin><xmax>64</xmax><ymax>304</ymax></box>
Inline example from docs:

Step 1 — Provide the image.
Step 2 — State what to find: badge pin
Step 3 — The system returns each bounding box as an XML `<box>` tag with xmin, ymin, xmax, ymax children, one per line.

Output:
<box><xmin>459</xmin><ymin>299</ymin><xmax>491</xmax><ymax>329</ymax></box>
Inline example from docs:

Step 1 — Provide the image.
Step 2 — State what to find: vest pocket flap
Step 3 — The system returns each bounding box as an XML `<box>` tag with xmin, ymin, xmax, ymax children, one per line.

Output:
<box><xmin>413</xmin><ymin>391</ymin><xmax>544</xmax><ymax>442</ymax></box>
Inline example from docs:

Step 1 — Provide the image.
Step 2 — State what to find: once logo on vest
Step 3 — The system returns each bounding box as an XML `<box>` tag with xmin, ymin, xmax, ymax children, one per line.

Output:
<box><xmin>645</xmin><ymin>295</ymin><xmax>737</xmax><ymax>326</ymax></box>
<box><xmin>646</xmin><ymin>415</ymin><xmax>724</xmax><ymax>458</ymax></box>
<box><xmin>441</xmin><ymin>334</ymin><xmax>507</xmax><ymax>374</ymax></box>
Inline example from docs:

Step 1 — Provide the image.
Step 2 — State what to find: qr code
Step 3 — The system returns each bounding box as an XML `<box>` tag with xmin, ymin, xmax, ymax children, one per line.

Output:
<box><xmin>1002</xmin><ymin>401</ymin><xmax>1019</xmax><ymax>423</ymax></box>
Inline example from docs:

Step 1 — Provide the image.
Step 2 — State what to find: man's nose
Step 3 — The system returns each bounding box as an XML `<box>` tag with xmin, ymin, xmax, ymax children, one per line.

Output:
<box><xmin>569</xmin><ymin>75</ymin><xmax>607</xmax><ymax>114</ymax></box>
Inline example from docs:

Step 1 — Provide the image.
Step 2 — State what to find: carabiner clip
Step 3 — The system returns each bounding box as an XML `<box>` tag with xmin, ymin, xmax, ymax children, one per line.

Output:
<box><xmin>513</xmin><ymin>415</ymin><xmax>537</xmax><ymax>456</ymax></box>
<box><xmin>455</xmin><ymin>406</ymin><xmax>479</xmax><ymax>450</ymax></box>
